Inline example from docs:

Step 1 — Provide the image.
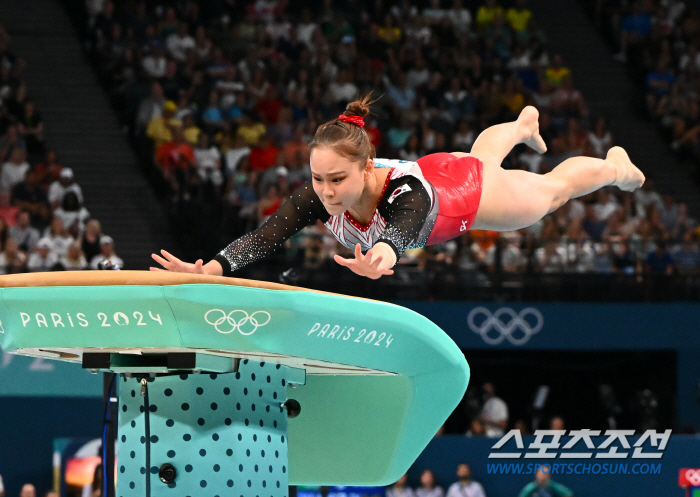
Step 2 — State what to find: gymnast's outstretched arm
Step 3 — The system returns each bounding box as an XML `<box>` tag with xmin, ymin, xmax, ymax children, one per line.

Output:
<box><xmin>151</xmin><ymin>182</ymin><xmax>327</xmax><ymax>276</ymax></box>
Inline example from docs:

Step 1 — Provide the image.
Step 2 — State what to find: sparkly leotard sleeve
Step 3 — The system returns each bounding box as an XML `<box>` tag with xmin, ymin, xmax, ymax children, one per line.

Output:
<box><xmin>214</xmin><ymin>182</ymin><xmax>330</xmax><ymax>276</ymax></box>
<box><xmin>214</xmin><ymin>161</ymin><xmax>439</xmax><ymax>276</ymax></box>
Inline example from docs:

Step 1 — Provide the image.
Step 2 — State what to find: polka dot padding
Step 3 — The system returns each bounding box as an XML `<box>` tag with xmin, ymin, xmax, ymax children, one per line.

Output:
<box><xmin>117</xmin><ymin>360</ymin><xmax>292</xmax><ymax>496</ymax></box>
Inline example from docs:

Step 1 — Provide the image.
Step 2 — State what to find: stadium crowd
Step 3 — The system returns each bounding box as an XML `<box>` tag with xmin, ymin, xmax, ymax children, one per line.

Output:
<box><xmin>596</xmin><ymin>0</ymin><xmax>700</xmax><ymax>171</ymax></box>
<box><xmin>0</xmin><ymin>23</ymin><xmax>122</xmax><ymax>274</ymax></box>
<box><xmin>84</xmin><ymin>0</ymin><xmax>700</xmax><ymax>279</ymax></box>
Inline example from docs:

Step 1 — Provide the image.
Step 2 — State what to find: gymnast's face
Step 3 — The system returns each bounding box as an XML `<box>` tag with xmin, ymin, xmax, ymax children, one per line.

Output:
<box><xmin>310</xmin><ymin>147</ymin><xmax>370</xmax><ymax>215</ymax></box>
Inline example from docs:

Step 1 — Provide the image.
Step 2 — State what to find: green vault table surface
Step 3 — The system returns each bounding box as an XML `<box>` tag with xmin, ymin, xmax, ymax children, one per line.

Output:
<box><xmin>0</xmin><ymin>271</ymin><xmax>470</xmax><ymax>486</ymax></box>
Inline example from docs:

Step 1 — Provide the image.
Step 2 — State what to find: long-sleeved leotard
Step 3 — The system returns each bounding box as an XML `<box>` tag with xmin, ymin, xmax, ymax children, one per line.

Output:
<box><xmin>214</xmin><ymin>160</ymin><xmax>438</xmax><ymax>276</ymax></box>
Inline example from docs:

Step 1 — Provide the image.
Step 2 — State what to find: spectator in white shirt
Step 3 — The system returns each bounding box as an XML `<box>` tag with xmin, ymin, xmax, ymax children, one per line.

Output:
<box><xmin>194</xmin><ymin>134</ymin><xmax>223</xmax><ymax>186</ymax></box>
<box><xmin>328</xmin><ymin>70</ymin><xmax>358</xmax><ymax>105</ymax></box>
<box><xmin>1</xmin><ymin>147</ymin><xmax>30</xmax><ymax>196</ymax></box>
<box><xmin>224</xmin><ymin>134</ymin><xmax>251</xmax><ymax>175</ymax></box>
<box><xmin>54</xmin><ymin>192</ymin><xmax>90</xmax><ymax>237</ymax></box>
<box><xmin>166</xmin><ymin>22</ymin><xmax>195</xmax><ymax>62</ymax></box>
<box><xmin>90</xmin><ymin>235</ymin><xmax>124</xmax><ymax>269</ymax></box>
<box><xmin>479</xmin><ymin>382</ymin><xmax>509</xmax><ymax>437</ymax></box>
<box><xmin>142</xmin><ymin>43</ymin><xmax>168</xmax><ymax>79</ymax></box>
<box><xmin>43</xmin><ymin>217</ymin><xmax>75</xmax><ymax>257</ymax></box>
<box><xmin>48</xmin><ymin>167</ymin><xmax>83</xmax><ymax>210</ymax></box>
<box><xmin>446</xmin><ymin>463</ymin><xmax>486</xmax><ymax>497</ymax></box>
<box><xmin>27</xmin><ymin>237</ymin><xmax>59</xmax><ymax>272</ymax></box>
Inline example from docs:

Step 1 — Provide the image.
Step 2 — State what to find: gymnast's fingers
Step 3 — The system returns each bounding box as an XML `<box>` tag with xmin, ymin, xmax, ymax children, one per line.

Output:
<box><xmin>160</xmin><ymin>249</ymin><xmax>183</xmax><ymax>265</ymax></box>
<box><xmin>354</xmin><ymin>243</ymin><xmax>363</xmax><ymax>260</ymax></box>
<box><xmin>149</xmin><ymin>267</ymin><xmax>166</xmax><ymax>272</ymax></box>
<box><xmin>151</xmin><ymin>253</ymin><xmax>174</xmax><ymax>269</ymax></box>
<box><xmin>333</xmin><ymin>254</ymin><xmax>353</xmax><ymax>267</ymax></box>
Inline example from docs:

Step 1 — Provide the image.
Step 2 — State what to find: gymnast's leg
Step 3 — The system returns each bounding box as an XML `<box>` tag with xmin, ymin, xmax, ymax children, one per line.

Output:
<box><xmin>452</xmin><ymin>106</ymin><xmax>547</xmax><ymax>163</ymax></box>
<box><xmin>471</xmin><ymin>146</ymin><xmax>645</xmax><ymax>231</ymax></box>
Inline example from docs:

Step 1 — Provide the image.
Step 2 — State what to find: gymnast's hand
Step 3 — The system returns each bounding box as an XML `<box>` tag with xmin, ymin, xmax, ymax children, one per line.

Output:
<box><xmin>150</xmin><ymin>249</ymin><xmax>222</xmax><ymax>276</ymax></box>
<box><xmin>333</xmin><ymin>243</ymin><xmax>395</xmax><ymax>280</ymax></box>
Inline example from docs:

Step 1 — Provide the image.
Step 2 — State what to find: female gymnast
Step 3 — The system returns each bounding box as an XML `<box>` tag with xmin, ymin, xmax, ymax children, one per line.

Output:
<box><xmin>152</xmin><ymin>96</ymin><xmax>644</xmax><ymax>279</ymax></box>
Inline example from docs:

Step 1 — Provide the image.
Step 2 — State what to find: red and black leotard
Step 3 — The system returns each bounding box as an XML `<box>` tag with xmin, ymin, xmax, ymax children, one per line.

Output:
<box><xmin>214</xmin><ymin>153</ymin><xmax>483</xmax><ymax>276</ymax></box>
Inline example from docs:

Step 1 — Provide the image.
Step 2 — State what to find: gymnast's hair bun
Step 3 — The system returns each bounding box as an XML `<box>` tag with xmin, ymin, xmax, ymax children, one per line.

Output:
<box><xmin>343</xmin><ymin>94</ymin><xmax>373</xmax><ymax>119</ymax></box>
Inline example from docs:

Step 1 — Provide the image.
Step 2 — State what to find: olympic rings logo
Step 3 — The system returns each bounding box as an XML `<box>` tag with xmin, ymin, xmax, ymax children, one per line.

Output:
<box><xmin>686</xmin><ymin>469</ymin><xmax>700</xmax><ymax>487</ymax></box>
<box><xmin>467</xmin><ymin>307</ymin><xmax>543</xmax><ymax>346</ymax></box>
<box><xmin>205</xmin><ymin>309</ymin><xmax>271</xmax><ymax>335</ymax></box>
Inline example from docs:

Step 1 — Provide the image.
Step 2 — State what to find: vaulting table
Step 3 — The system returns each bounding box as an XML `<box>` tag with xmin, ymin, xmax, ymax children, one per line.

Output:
<box><xmin>0</xmin><ymin>271</ymin><xmax>470</xmax><ymax>497</ymax></box>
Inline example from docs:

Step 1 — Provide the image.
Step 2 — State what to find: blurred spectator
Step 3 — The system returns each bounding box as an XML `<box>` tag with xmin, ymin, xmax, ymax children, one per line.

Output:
<box><xmin>416</xmin><ymin>469</ymin><xmax>444</xmax><ymax>497</ymax></box>
<box><xmin>549</xmin><ymin>416</ymin><xmax>565</xmax><ymax>430</ymax></box>
<box><xmin>587</xmin><ymin>117</ymin><xmax>613</xmax><ymax>158</ymax></box>
<box><xmin>0</xmin><ymin>125</ymin><xmax>26</xmax><ymax>163</ymax></box>
<box><xmin>476</xmin><ymin>0</ymin><xmax>504</xmax><ymax>31</ymax></box>
<box><xmin>0</xmin><ymin>238</ymin><xmax>27</xmax><ymax>274</ymax></box>
<box><xmin>613</xmin><ymin>1</ymin><xmax>652</xmax><ymax>63</ymax></box>
<box><xmin>146</xmin><ymin>100</ymin><xmax>180</xmax><ymax>149</ymax></box>
<box><xmin>237</xmin><ymin>112</ymin><xmax>267</xmax><ymax>147</ymax></box>
<box><xmin>142</xmin><ymin>42</ymin><xmax>168</xmax><ymax>79</ymax></box>
<box><xmin>673</xmin><ymin>232</ymin><xmax>700</xmax><ymax>275</ymax></box>
<box><xmin>53</xmin><ymin>192</ymin><xmax>90</xmax><ymax>237</ymax></box>
<box><xmin>19</xmin><ymin>484</ymin><xmax>36</xmax><ymax>497</ymax></box>
<box><xmin>61</xmin><ymin>241</ymin><xmax>88</xmax><ymax>270</ymax></box>
<box><xmin>386</xmin><ymin>474</ymin><xmax>416</xmax><ymax>497</ymax></box>
<box><xmin>47</xmin><ymin>167</ymin><xmax>83</xmax><ymax>210</ymax></box>
<box><xmin>581</xmin><ymin>203</ymin><xmax>607</xmax><ymax>241</ymax></box>
<box><xmin>17</xmin><ymin>99</ymin><xmax>44</xmax><ymax>155</ymax></box>
<box><xmin>27</xmin><ymin>237</ymin><xmax>58</xmax><ymax>272</ymax></box>
<box><xmin>518</xmin><ymin>467</ymin><xmax>572</xmax><ymax>497</ymax></box>
<box><xmin>446</xmin><ymin>463</ymin><xmax>486</xmax><ymax>497</ymax></box>
<box><xmin>479</xmin><ymin>382</ymin><xmax>509</xmax><ymax>437</ymax></box>
<box><xmin>466</xmin><ymin>419</ymin><xmax>486</xmax><ymax>436</ymax></box>
<box><xmin>135</xmin><ymin>82</ymin><xmax>165</xmax><ymax>134</ymax></box>
<box><xmin>166</xmin><ymin>22</ymin><xmax>194</xmax><ymax>62</ymax></box>
<box><xmin>224</xmin><ymin>133</ymin><xmax>251</xmax><ymax>175</ymax></box>
<box><xmin>249</xmin><ymin>134</ymin><xmax>280</xmax><ymax>171</ymax></box>
<box><xmin>43</xmin><ymin>217</ymin><xmax>74</xmax><ymax>258</ymax></box>
<box><xmin>34</xmin><ymin>150</ymin><xmax>63</xmax><ymax>192</ymax></box>
<box><xmin>645</xmin><ymin>241</ymin><xmax>674</xmax><ymax>275</ymax></box>
<box><xmin>645</xmin><ymin>60</ymin><xmax>675</xmax><ymax>116</ymax></box>
<box><xmin>9</xmin><ymin>210</ymin><xmax>39</xmax><ymax>253</ymax></box>
<box><xmin>90</xmin><ymin>235</ymin><xmax>123</xmax><ymax>269</ymax></box>
<box><xmin>11</xmin><ymin>170</ymin><xmax>49</xmax><ymax>225</ymax></box>
<box><xmin>81</xmin><ymin>218</ymin><xmax>102</xmax><ymax>262</ymax></box>
<box><xmin>194</xmin><ymin>133</ymin><xmax>223</xmax><ymax>188</ymax></box>
<box><xmin>0</xmin><ymin>472</ymin><xmax>3</xmax><ymax>497</ymax></box>
<box><xmin>1</xmin><ymin>147</ymin><xmax>29</xmax><ymax>196</ymax></box>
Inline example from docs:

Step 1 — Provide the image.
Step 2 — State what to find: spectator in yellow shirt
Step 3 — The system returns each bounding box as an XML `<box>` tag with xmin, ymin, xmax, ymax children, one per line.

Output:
<box><xmin>506</xmin><ymin>0</ymin><xmax>532</xmax><ymax>40</ymax></box>
<box><xmin>378</xmin><ymin>14</ymin><xmax>402</xmax><ymax>45</ymax></box>
<box><xmin>146</xmin><ymin>100</ymin><xmax>181</xmax><ymax>149</ymax></box>
<box><xmin>545</xmin><ymin>54</ymin><xmax>571</xmax><ymax>87</ymax></box>
<box><xmin>236</xmin><ymin>112</ymin><xmax>267</xmax><ymax>146</ymax></box>
<box><xmin>476</xmin><ymin>0</ymin><xmax>505</xmax><ymax>31</ymax></box>
<box><xmin>181</xmin><ymin>113</ymin><xmax>201</xmax><ymax>145</ymax></box>
<box><xmin>502</xmin><ymin>78</ymin><xmax>526</xmax><ymax>115</ymax></box>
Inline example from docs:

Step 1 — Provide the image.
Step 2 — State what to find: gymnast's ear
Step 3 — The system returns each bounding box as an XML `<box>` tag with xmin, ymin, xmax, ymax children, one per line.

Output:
<box><xmin>363</xmin><ymin>158</ymin><xmax>374</xmax><ymax>178</ymax></box>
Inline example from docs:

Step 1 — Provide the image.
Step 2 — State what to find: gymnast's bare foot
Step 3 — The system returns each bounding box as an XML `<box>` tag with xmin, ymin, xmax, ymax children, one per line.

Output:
<box><xmin>607</xmin><ymin>146</ymin><xmax>645</xmax><ymax>191</ymax></box>
<box><xmin>517</xmin><ymin>106</ymin><xmax>547</xmax><ymax>154</ymax></box>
